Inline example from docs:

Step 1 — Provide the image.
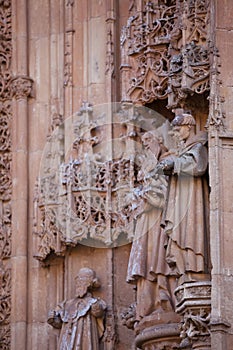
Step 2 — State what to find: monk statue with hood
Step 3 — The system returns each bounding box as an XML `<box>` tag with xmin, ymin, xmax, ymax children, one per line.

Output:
<box><xmin>156</xmin><ymin>112</ymin><xmax>210</xmax><ymax>285</ymax></box>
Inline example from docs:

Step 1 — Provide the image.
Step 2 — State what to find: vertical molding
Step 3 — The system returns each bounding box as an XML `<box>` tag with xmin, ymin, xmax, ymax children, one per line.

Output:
<box><xmin>64</xmin><ymin>0</ymin><xmax>74</xmax><ymax>118</ymax></box>
<box><xmin>208</xmin><ymin>1</ymin><xmax>231</xmax><ymax>349</ymax></box>
<box><xmin>104</xmin><ymin>2</ymin><xmax>118</xmax><ymax>348</ymax></box>
<box><xmin>105</xmin><ymin>0</ymin><xmax>117</xmax><ymax>102</ymax></box>
<box><xmin>0</xmin><ymin>1</ymin><xmax>12</xmax><ymax>348</ymax></box>
<box><xmin>49</xmin><ymin>0</ymin><xmax>64</xmax><ymax>133</ymax></box>
<box><xmin>63</xmin><ymin>0</ymin><xmax>74</xmax><ymax>305</ymax></box>
<box><xmin>11</xmin><ymin>0</ymin><xmax>32</xmax><ymax>348</ymax></box>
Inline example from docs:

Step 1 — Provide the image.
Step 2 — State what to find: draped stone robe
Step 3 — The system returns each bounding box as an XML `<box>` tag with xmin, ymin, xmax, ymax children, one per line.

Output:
<box><xmin>48</xmin><ymin>293</ymin><xmax>106</xmax><ymax>350</ymax></box>
<box><xmin>126</xmin><ymin>152</ymin><xmax>174</xmax><ymax>319</ymax></box>
<box><xmin>162</xmin><ymin>131</ymin><xmax>210</xmax><ymax>279</ymax></box>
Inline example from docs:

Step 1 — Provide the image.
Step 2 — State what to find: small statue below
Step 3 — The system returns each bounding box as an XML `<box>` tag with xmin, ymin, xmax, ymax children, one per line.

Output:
<box><xmin>48</xmin><ymin>267</ymin><xmax>106</xmax><ymax>350</ymax></box>
<box><xmin>156</xmin><ymin>112</ymin><xmax>210</xmax><ymax>285</ymax></box>
<box><xmin>127</xmin><ymin>131</ymin><xmax>178</xmax><ymax>328</ymax></box>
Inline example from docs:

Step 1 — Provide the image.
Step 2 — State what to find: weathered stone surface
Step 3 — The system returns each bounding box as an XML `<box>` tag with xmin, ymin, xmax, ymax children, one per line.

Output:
<box><xmin>3</xmin><ymin>1</ymin><xmax>233</xmax><ymax>349</ymax></box>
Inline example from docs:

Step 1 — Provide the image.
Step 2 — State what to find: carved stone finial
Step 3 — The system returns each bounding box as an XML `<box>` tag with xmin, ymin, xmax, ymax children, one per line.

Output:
<box><xmin>77</xmin><ymin>101</ymin><xmax>93</xmax><ymax>115</ymax></box>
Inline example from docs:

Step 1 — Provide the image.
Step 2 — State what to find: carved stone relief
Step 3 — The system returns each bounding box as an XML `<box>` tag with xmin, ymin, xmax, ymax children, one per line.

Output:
<box><xmin>0</xmin><ymin>1</ymin><xmax>12</xmax><ymax>348</ymax></box>
<box><xmin>64</xmin><ymin>0</ymin><xmax>74</xmax><ymax>87</ymax></box>
<box><xmin>175</xmin><ymin>281</ymin><xmax>211</xmax><ymax>349</ymax></box>
<box><xmin>121</xmin><ymin>0</ymin><xmax>210</xmax><ymax>109</ymax></box>
<box><xmin>47</xmin><ymin>267</ymin><xmax>106</xmax><ymax>349</ymax></box>
<box><xmin>11</xmin><ymin>76</ymin><xmax>33</xmax><ymax>100</ymax></box>
<box><xmin>0</xmin><ymin>262</ymin><xmax>11</xmax><ymax>350</ymax></box>
<box><xmin>33</xmin><ymin>102</ymin><xmax>172</xmax><ymax>260</ymax></box>
<box><xmin>119</xmin><ymin>2</ymin><xmax>212</xmax><ymax>348</ymax></box>
<box><xmin>207</xmin><ymin>47</ymin><xmax>225</xmax><ymax>130</ymax></box>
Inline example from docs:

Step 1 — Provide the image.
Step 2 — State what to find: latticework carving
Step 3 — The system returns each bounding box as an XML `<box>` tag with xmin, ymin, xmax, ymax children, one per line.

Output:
<box><xmin>121</xmin><ymin>0</ymin><xmax>210</xmax><ymax>108</ymax></box>
<box><xmin>0</xmin><ymin>0</ymin><xmax>12</xmax><ymax>347</ymax></box>
<box><xmin>33</xmin><ymin>102</ymin><xmax>169</xmax><ymax>260</ymax></box>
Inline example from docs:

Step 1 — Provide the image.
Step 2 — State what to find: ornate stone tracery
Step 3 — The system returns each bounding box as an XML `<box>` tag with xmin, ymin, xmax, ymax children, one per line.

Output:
<box><xmin>33</xmin><ymin>102</ymin><xmax>170</xmax><ymax>260</ymax></box>
<box><xmin>30</xmin><ymin>1</ymin><xmax>217</xmax><ymax>349</ymax></box>
<box><xmin>0</xmin><ymin>0</ymin><xmax>12</xmax><ymax>348</ymax></box>
<box><xmin>121</xmin><ymin>0</ymin><xmax>210</xmax><ymax>109</ymax></box>
<box><xmin>120</xmin><ymin>2</ymin><xmax>212</xmax><ymax>349</ymax></box>
<box><xmin>0</xmin><ymin>262</ymin><xmax>11</xmax><ymax>349</ymax></box>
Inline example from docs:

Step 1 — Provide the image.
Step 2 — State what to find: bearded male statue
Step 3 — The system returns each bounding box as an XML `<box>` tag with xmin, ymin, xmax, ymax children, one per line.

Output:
<box><xmin>48</xmin><ymin>267</ymin><xmax>106</xmax><ymax>350</ymax></box>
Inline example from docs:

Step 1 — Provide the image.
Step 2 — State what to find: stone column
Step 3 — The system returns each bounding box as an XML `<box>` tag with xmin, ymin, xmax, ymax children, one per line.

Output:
<box><xmin>11</xmin><ymin>0</ymin><xmax>33</xmax><ymax>348</ymax></box>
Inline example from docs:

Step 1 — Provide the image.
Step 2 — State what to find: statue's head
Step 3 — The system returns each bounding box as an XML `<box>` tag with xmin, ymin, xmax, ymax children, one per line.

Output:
<box><xmin>171</xmin><ymin>112</ymin><xmax>196</xmax><ymax>142</ymax></box>
<box><xmin>142</xmin><ymin>131</ymin><xmax>161</xmax><ymax>157</ymax></box>
<box><xmin>75</xmin><ymin>267</ymin><xmax>100</xmax><ymax>297</ymax></box>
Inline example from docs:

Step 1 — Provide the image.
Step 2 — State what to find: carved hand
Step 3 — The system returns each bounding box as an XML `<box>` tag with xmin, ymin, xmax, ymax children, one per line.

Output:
<box><xmin>91</xmin><ymin>299</ymin><xmax>105</xmax><ymax>318</ymax></box>
<box><xmin>156</xmin><ymin>159</ymin><xmax>174</xmax><ymax>175</ymax></box>
<box><xmin>47</xmin><ymin>310</ymin><xmax>62</xmax><ymax>329</ymax></box>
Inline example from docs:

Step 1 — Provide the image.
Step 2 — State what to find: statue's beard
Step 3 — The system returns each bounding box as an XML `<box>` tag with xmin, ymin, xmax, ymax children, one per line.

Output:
<box><xmin>76</xmin><ymin>284</ymin><xmax>89</xmax><ymax>298</ymax></box>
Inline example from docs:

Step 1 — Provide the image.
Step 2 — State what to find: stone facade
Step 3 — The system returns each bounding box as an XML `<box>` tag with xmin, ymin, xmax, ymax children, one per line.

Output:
<box><xmin>1</xmin><ymin>0</ymin><xmax>233</xmax><ymax>349</ymax></box>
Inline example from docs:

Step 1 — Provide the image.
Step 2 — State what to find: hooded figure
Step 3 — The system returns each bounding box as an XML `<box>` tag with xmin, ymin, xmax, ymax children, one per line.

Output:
<box><xmin>157</xmin><ymin>113</ymin><xmax>210</xmax><ymax>284</ymax></box>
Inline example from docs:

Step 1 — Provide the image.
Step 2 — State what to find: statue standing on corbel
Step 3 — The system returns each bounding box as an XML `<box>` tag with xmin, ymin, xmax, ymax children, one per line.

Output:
<box><xmin>156</xmin><ymin>112</ymin><xmax>210</xmax><ymax>285</ymax></box>
<box><xmin>48</xmin><ymin>268</ymin><xmax>106</xmax><ymax>350</ymax></box>
<box><xmin>126</xmin><ymin>131</ymin><xmax>179</xmax><ymax>328</ymax></box>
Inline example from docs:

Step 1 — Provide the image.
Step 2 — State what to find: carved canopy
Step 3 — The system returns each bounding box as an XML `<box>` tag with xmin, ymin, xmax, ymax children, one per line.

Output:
<box><xmin>120</xmin><ymin>0</ymin><xmax>210</xmax><ymax>108</ymax></box>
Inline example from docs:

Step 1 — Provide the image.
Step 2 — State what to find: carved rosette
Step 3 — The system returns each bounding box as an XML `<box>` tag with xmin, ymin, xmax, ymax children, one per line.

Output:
<box><xmin>175</xmin><ymin>281</ymin><xmax>211</xmax><ymax>349</ymax></box>
<box><xmin>121</xmin><ymin>0</ymin><xmax>210</xmax><ymax>108</ymax></box>
<box><xmin>11</xmin><ymin>76</ymin><xmax>33</xmax><ymax>100</ymax></box>
<box><xmin>0</xmin><ymin>0</ymin><xmax>12</xmax><ymax>347</ymax></box>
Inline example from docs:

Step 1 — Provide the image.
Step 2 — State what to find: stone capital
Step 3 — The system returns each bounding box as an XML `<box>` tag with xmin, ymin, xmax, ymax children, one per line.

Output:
<box><xmin>11</xmin><ymin>76</ymin><xmax>34</xmax><ymax>100</ymax></box>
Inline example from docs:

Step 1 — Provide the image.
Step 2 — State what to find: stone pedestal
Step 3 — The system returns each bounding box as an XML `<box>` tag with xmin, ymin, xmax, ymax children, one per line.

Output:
<box><xmin>135</xmin><ymin>323</ymin><xmax>181</xmax><ymax>350</ymax></box>
<box><xmin>175</xmin><ymin>281</ymin><xmax>211</xmax><ymax>350</ymax></box>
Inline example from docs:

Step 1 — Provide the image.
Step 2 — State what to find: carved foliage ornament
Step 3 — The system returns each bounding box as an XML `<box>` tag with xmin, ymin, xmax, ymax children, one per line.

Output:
<box><xmin>33</xmin><ymin>102</ymin><xmax>168</xmax><ymax>260</ymax></box>
<box><xmin>121</xmin><ymin>0</ymin><xmax>210</xmax><ymax>108</ymax></box>
<box><xmin>0</xmin><ymin>0</ymin><xmax>12</xmax><ymax>347</ymax></box>
<box><xmin>175</xmin><ymin>281</ymin><xmax>211</xmax><ymax>348</ymax></box>
<box><xmin>11</xmin><ymin>76</ymin><xmax>33</xmax><ymax>100</ymax></box>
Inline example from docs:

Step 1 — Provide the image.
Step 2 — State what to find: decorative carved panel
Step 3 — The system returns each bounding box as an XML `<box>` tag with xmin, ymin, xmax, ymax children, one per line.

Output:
<box><xmin>175</xmin><ymin>281</ymin><xmax>211</xmax><ymax>349</ymax></box>
<box><xmin>121</xmin><ymin>0</ymin><xmax>210</xmax><ymax>109</ymax></box>
<box><xmin>33</xmin><ymin>102</ymin><xmax>170</xmax><ymax>260</ymax></box>
<box><xmin>0</xmin><ymin>0</ymin><xmax>12</xmax><ymax>347</ymax></box>
<box><xmin>11</xmin><ymin>76</ymin><xmax>33</xmax><ymax>100</ymax></box>
<box><xmin>0</xmin><ymin>262</ymin><xmax>11</xmax><ymax>349</ymax></box>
